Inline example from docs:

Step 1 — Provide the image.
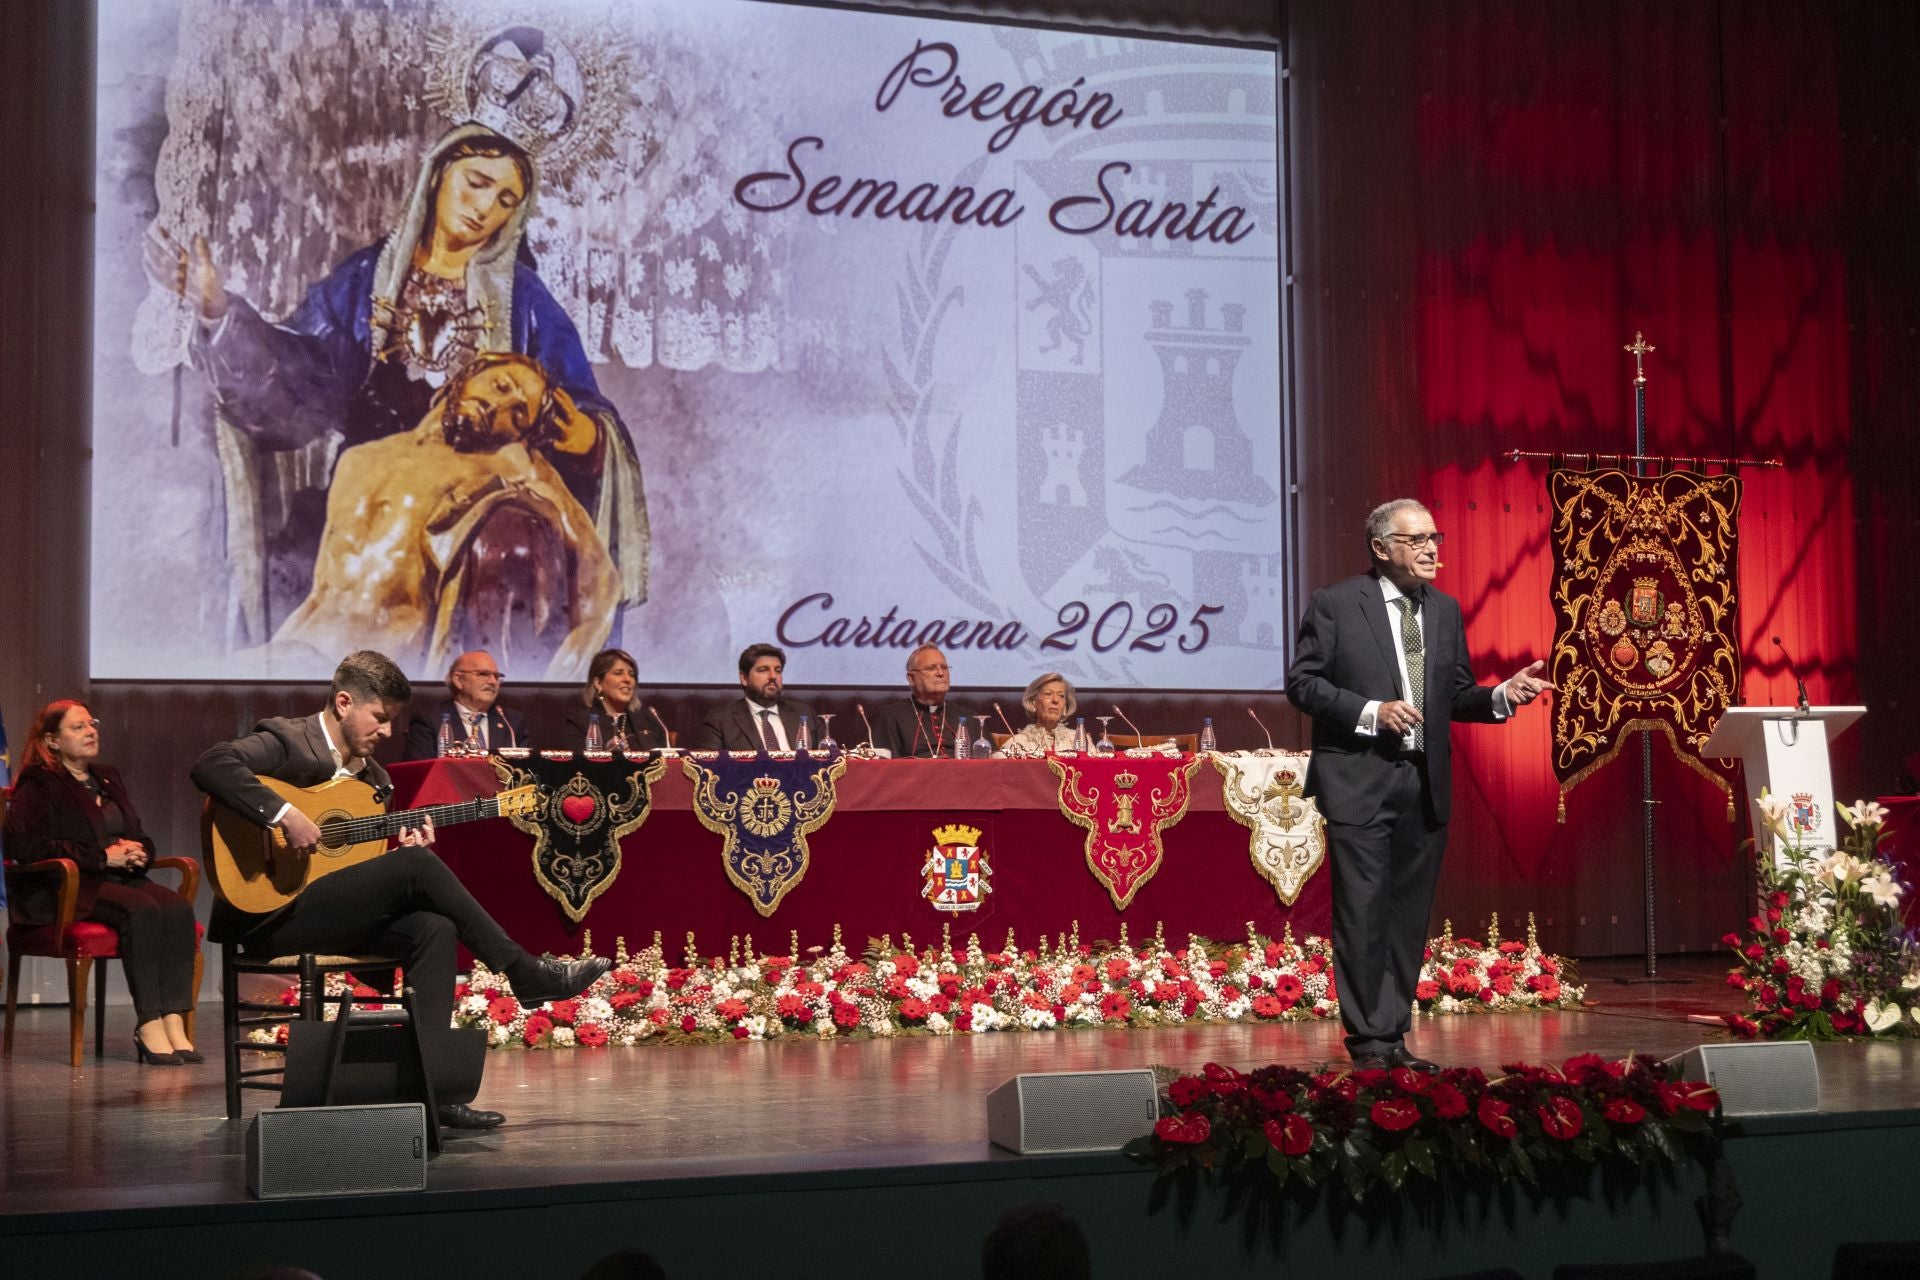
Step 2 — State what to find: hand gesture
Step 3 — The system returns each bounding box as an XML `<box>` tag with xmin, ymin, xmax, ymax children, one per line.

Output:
<box><xmin>1504</xmin><ymin>659</ymin><xmax>1549</xmax><ymax>706</ymax></box>
<box><xmin>396</xmin><ymin>816</ymin><xmax>437</xmax><ymax>848</ymax></box>
<box><xmin>279</xmin><ymin>808</ymin><xmax>322</xmax><ymax>855</ymax></box>
<box><xmin>142</xmin><ymin>225</ymin><xmax>228</xmax><ymax>323</ymax></box>
<box><xmin>1376</xmin><ymin>699</ymin><xmax>1424</xmax><ymax>735</ymax></box>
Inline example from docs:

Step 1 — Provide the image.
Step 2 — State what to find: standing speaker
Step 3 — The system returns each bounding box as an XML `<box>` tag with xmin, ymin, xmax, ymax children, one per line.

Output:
<box><xmin>246</xmin><ymin>1103</ymin><xmax>429</xmax><ymax>1199</ymax></box>
<box><xmin>986</xmin><ymin>1069</ymin><xmax>1159</xmax><ymax>1154</ymax></box>
<box><xmin>1670</xmin><ymin>1041</ymin><xmax>1820</xmax><ymax>1116</ymax></box>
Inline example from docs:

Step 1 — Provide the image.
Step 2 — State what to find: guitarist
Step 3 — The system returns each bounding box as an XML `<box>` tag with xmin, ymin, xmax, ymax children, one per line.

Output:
<box><xmin>191</xmin><ymin>649</ymin><xmax>611</xmax><ymax>1130</ymax></box>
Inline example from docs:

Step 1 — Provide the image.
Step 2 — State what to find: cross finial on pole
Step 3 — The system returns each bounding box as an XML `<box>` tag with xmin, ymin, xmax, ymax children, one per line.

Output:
<box><xmin>1624</xmin><ymin>331</ymin><xmax>1655</xmax><ymax>386</ymax></box>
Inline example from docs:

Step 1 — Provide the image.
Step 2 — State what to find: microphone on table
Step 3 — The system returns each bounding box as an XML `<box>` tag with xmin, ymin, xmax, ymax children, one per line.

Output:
<box><xmin>647</xmin><ymin>703</ymin><xmax>676</xmax><ymax>751</ymax></box>
<box><xmin>1246</xmin><ymin>706</ymin><xmax>1275</xmax><ymax>751</ymax></box>
<box><xmin>855</xmin><ymin>702</ymin><xmax>877</xmax><ymax>751</ymax></box>
<box><xmin>992</xmin><ymin>702</ymin><xmax>1018</xmax><ymax>737</ymax></box>
<box><xmin>1771</xmin><ymin>635</ymin><xmax>1811</xmax><ymax>714</ymax></box>
<box><xmin>1112</xmin><ymin>704</ymin><xmax>1147</xmax><ymax>744</ymax></box>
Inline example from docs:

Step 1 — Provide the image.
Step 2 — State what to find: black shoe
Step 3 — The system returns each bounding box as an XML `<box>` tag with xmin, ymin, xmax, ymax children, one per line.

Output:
<box><xmin>1349</xmin><ymin>1053</ymin><xmax>1392</xmax><ymax>1072</ymax></box>
<box><xmin>511</xmin><ymin>955</ymin><xmax>614</xmax><ymax>1004</ymax></box>
<box><xmin>437</xmin><ymin>1102</ymin><xmax>506</xmax><ymax>1131</ymax></box>
<box><xmin>134</xmin><ymin>1037</ymin><xmax>183</xmax><ymax>1066</ymax></box>
<box><xmin>173</xmin><ymin>1047</ymin><xmax>206</xmax><ymax>1064</ymax></box>
<box><xmin>1387</xmin><ymin>1047</ymin><xmax>1442</xmax><ymax>1073</ymax></box>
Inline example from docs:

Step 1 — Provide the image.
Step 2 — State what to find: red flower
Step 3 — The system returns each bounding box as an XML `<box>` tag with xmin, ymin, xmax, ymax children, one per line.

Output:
<box><xmin>547</xmin><ymin>998</ymin><xmax>579</xmax><ymax>1026</ymax></box>
<box><xmin>1539</xmin><ymin>957</ymin><xmax>1559</xmax><ymax>975</ymax></box>
<box><xmin>776</xmin><ymin>993</ymin><xmax>811</xmax><ymax>1023</ymax></box>
<box><xmin>1415</xmin><ymin>980</ymin><xmax>1441</xmax><ymax>1002</ymax></box>
<box><xmin>831</xmin><ymin>1003</ymin><xmax>861</xmax><ymax>1028</ymax></box>
<box><xmin>1155</xmin><ymin>1112</ymin><xmax>1212</xmax><ymax>1145</ymax></box>
<box><xmin>1252</xmin><ymin>994</ymin><xmax>1286</xmax><ymax>1019</ymax></box>
<box><xmin>1490</xmin><ymin>973</ymin><xmax>1516</xmax><ymax>996</ymax></box>
<box><xmin>1267</xmin><ymin>1113</ymin><xmax>1315</xmax><ymax>1157</ymax></box>
<box><xmin>1743</xmin><ymin>943</ymin><xmax>1767</xmax><ymax>961</ymax></box>
<box><xmin>955</xmin><ymin>1012</ymin><xmax>974</xmax><ymax>1032</ymax></box>
<box><xmin>898</xmin><ymin>998</ymin><xmax>929</xmax><ymax>1024</ymax></box>
<box><xmin>1106</xmin><ymin>957</ymin><xmax>1134</xmax><ymax>984</ymax></box>
<box><xmin>1477</xmin><ymin>1095</ymin><xmax>1517</xmax><ymax>1138</ymax></box>
<box><xmin>610</xmin><ymin>967</ymin><xmax>641</xmax><ymax>987</ymax></box>
<box><xmin>1099</xmin><ymin>991</ymin><xmax>1133</xmax><ymax>1022</ymax></box>
<box><xmin>1202</xmin><ymin>1062</ymin><xmax>1246</xmax><ymax>1087</ymax></box>
<box><xmin>576</xmin><ymin>1022</ymin><xmax>610</xmax><ymax>1048</ymax></box>
<box><xmin>1219</xmin><ymin>985</ymin><xmax>1243</xmax><ymax>1003</ymax></box>
<box><xmin>1429</xmin><ymin>1081</ymin><xmax>1468</xmax><ymax>1119</ymax></box>
<box><xmin>715</xmin><ymin>998</ymin><xmax>749</xmax><ymax>1022</ymax></box>
<box><xmin>1499</xmin><ymin>940</ymin><xmax>1527</xmax><ymax>954</ymax></box>
<box><xmin>1720</xmin><ymin>932</ymin><xmax>1742</xmax><ymax>948</ymax></box>
<box><xmin>892</xmin><ymin>953</ymin><xmax>919</xmax><ymax>977</ymax></box>
<box><xmin>1538</xmin><ymin>1096</ymin><xmax>1583</xmax><ymax>1140</ymax></box>
<box><xmin>611</xmin><ymin>990</ymin><xmax>647</xmax><ymax>1012</ymax></box>
<box><xmin>1300</xmin><ymin>955</ymin><xmax>1326</xmax><ymax>976</ymax></box>
<box><xmin>679</xmin><ymin>1015</ymin><xmax>697</xmax><ymax>1033</ymax></box>
<box><xmin>1390</xmin><ymin>1066</ymin><xmax>1433</xmax><ymax>1094</ymax></box>
<box><xmin>1271</xmin><ymin>974</ymin><xmax>1305</xmax><ymax>1008</ymax></box>
<box><xmin>928</xmin><ymin>992</ymin><xmax>952</xmax><ymax>1015</ymax></box>
<box><xmin>729</xmin><ymin>1025</ymin><xmax>750</xmax><ymax>1040</ymax></box>
<box><xmin>1169</xmin><ymin>1077</ymin><xmax>1211</xmax><ymax>1109</ymax></box>
<box><xmin>522</xmin><ymin>1013</ymin><xmax>553</xmax><ymax>1047</ymax></box>
<box><xmin>1371</xmin><ymin>1098</ymin><xmax>1422</xmax><ymax>1132</ymax></box>
<box><xmin>487</xmin><ymin>996</ymin><xmax>520</xmax><ymax>1025</ymax></box>
<box><xmin>1604</xmin><ymin>1098</ymin><xmax>1647</xmax><ymax>1125</ymax></box>
<box><xmin>883</xmin><ymin>974</ymin><xmax>911</xmax><ymax>999</ymax></box>
<box><xmin>646</xmin><ymin>1007</ymin><xmax>670</xmax><ymax>1027</ymax></box>
<box><xmin>664</xmin><ymin>968</ymin><xmax>693</xmax><ymax>991</ymax></box>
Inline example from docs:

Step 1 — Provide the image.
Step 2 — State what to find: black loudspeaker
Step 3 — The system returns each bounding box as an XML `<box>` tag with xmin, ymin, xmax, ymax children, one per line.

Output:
<box><xmin>986</xmin><ymin>1069</ymin><xmax>1159</xmax><ymax>1154</ymax></box>
<box><xmin>1669</xmin><ymin>1041</ymin><xmax>1820</xmax><ymax>1116</ymax></box>
<box><xmin>246</xmin><ymin>1103</ymin><xmax>428</xmax><ymax>1199</ymax></box>
<box><xmin>281</xmin><ymin>1024</ymin><xmax>487</xmax><ymax>1108</ymax></box>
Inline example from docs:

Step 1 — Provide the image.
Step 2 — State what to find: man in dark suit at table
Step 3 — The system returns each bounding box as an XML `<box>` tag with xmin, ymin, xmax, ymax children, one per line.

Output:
<box><xmin>867</xmin><ymin>644</ymin><xmax>974</xmax><ymax>758</ymax></box>
<box><xmin>191</xmin><ymin>649</ymin><xmax>612</xmax><ymax>1129</ymax></box>
<box><xmin>401</xmin><ymin>649</ymin><xmax>530</xmax><ymax>760</ymax></box>
<box><xmin>694</xmin><ymin>642</ymin><xmax>818</xmax><ymax>751</ymax></box>
<box><xmin>1284</xmin><ymin>499</ymin><xmax>1547</xmax><ymax>1072</ymax></box>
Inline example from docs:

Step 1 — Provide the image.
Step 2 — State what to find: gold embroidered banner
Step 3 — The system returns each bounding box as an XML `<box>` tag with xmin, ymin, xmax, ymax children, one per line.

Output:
<box><xmin>494</xmin><ymin>753</ymin><xmax>665</xmax><ymax>923</ymax></box>
<box><xmin>1048</xmin><ymin>755</ymin><xmax>1198</xmax><ymax>909</ymax></box>
<box><xmin>684</xmin><ymin>750</ymin><xmax>847</xmax><ymax>917</ymax></box>
<box><xmin>1213</xmin><ymin>751</ymin><xmax>1326</xmax><ymax>905</ymax></box>
<box><xmin>1547</xmin><ymin>469</ymin><xmax>1741</xmax><ymax>817</ymax></box>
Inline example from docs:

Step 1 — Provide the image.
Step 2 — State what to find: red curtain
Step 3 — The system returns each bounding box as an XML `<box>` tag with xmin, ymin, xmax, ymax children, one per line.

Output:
<box><xmin>1288</xmin><ymin>0</ymin><xmax>1919</xmax><ymax>953</ymax></box>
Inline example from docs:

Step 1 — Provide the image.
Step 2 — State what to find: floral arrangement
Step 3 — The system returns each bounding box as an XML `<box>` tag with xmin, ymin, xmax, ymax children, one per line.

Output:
<box><xmin>1722</xmin><ymin>796</ymin><xmax>1920</xmax><ymax>1039</ymax></box>
<box><xmin>1130</xmin><ymin>1053</ymin><xmax>1721</xmax><ymax>1202</ymax></box>
<box><xmin>440</xmin><ymin>914</ymin><xmax>1582</xmax><ymax>1050</ymax></box>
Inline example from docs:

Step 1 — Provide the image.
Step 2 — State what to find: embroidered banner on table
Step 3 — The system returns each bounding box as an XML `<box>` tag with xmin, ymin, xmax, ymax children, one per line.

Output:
<box><xmin>1048</xmin><ymin>755</ymin><xmax>1199</xmax><ymax>909</ymax></box>
<box><xmin>684</xmin><ymin>750</ymin><xmax>847</xmax><ymax>917</ymax></box>
<box><xmin>493</xmin><ymin>753</ymin><xmax>665</xmax><ymax>922</ymax></box>
<box><xmin>1547</xmin><ymin>469</ymin><xmax>1741</xmax><ymax>819</ymax></box>
<box><xmin>1213</xmin><ymin>751</ymin><xmax>1326</xmax><ymax>905</ymax></box>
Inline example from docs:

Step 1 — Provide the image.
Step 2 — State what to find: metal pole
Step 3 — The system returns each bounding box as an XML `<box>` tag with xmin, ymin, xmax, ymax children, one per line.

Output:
<box><xmin>1627</xmin><ymin>333</ymin><xmax>1661</xmax><ymax>980</ymax></box>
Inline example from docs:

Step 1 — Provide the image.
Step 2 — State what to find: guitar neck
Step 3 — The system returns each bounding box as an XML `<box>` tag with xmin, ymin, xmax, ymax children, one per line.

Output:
<box><xmin>322</xmin><ymin>795</ymin><xmax>500</xmax><ymax>846</ymax></box>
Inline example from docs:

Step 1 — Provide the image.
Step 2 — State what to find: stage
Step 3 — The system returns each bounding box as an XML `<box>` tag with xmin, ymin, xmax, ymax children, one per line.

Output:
<box><xmin>2</xmin><ymin>957</ymin><xmax>1917</xmax><ymax>1279</ymax></box>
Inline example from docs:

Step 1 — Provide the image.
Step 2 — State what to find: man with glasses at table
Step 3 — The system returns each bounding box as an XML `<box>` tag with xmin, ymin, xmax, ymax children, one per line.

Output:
<box><xmin>402</xmin><ymin>650</ymin><xmax>530</xmax><ymax>759</ymax></box>
<box><xmin>1285</xmin><ymin>499</ymin><xmax>1548</xmax><ymax>1073</ymax></box>
<box><xmin>868</xmin><ymin>644</ymin><xmax>977</xmax><ymax>758</ymax></box>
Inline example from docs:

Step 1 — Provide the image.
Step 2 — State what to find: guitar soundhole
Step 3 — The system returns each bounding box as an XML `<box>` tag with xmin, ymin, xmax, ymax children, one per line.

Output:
<box><xmin>316</xmin><ymin>809</ymin><xmax>354</xmax><ymax>858</ymax></box>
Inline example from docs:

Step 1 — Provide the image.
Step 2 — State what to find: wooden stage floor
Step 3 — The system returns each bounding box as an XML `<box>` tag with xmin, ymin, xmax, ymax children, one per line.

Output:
<box><xmin>3</xmin><ymin>955</ymin><xmax>1916</xmax><ymax>1222</ymax></box>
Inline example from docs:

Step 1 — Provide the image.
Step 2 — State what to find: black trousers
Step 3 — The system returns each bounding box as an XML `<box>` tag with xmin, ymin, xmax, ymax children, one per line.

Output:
<box><xmin>89</xmin><ymin>877</ymin><xmax>199</xmax><ymax>1024</ymax></box>
<box><xmin>227</xmin><ymin>847</ymin><xmax>531</xmax><ymax>1040</ymax></box>
<box><xmin>1325</xmin><ymin>758</ymin><xmax>1449</xmax><ymax>1058</ymax></box>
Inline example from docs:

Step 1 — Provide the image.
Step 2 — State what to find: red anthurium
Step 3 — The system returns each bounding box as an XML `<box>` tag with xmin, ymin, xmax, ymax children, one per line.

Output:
<box><xmin>1538</xmin><ymin>1096</ymin><xmax>1584</xmax><ymax>1140</ymax></box>
<box><xmin>1604</xmin><ymin>1098</ymin><xmax>1647</xmax><ymax>1125</ymax></box>
<box><xmin>1156</xmin><ymin>1112</ymin><xmax>1212</xmax><ymax>1145</ymax></box>
<box><xmin>1477</xmin><ymin>1095</ymin><xmax>1517</xmax><ymax>1138</ymax></box>
<box><xmin>1371</xmin><ymin>1098</ymin><xmax>1422</xmax><ymax>1132</ymax></box>
<box><xmin>1266</xmin><ymin>1113</ymin><xmax>1315</xmax><ymax>1156</ymax></box>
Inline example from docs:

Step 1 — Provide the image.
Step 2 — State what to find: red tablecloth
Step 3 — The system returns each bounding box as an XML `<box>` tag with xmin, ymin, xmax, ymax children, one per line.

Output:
<box><xmin>390</xmin><ymin>756</ymin><xmax>1332</xmax><ymax>960</ymax></box>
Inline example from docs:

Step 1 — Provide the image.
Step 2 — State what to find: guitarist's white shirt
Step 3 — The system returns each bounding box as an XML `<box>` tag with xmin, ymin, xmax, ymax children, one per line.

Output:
<box><xmin>268</xmin><ymin>713</ymin><xmax>371</xmax><ymax>828</ymax></box>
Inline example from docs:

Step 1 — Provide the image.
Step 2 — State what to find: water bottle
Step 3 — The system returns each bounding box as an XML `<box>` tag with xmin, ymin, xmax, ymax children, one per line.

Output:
<box><xmin>1198</xmin><ymin>716</ymin><xmax>1217</xmax><ymax>755</ymax></box>
<box><xmin>796</xmin><ymin>714</ymin><xmax>813</xmax><ymax>751</ymax></box>
<box><xmin>586</xmin><ymin>711</ymin><xmax>605</xmax><ymax>752</ymax></box>
<box><xmin>1073</xmin><ymin>717</ymin><xmax>1090</xmax><ymax>753</ymax></box>
<box><xmin>436</xmin><ymin>709</ymin><xmax>457</xmax><ymax>758</ymax></box>
<box><xmin>954</xmin><ymin>717</ymin><xmax>971</xmax><ymax>760</ymax></box>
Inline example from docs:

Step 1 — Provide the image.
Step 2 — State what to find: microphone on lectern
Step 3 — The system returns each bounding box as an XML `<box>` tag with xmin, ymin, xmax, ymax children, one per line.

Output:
<box><xmin>1770</xmin><ymin>636</ymin><xmax>1811</xmax><ymax>714</ymax></box>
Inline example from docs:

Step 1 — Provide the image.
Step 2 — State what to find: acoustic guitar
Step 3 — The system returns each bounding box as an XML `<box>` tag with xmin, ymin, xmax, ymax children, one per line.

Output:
<box><xmin>202</xmin><ymin>774</ymin><xmax>538</xmax><ymax>914</ymax></box>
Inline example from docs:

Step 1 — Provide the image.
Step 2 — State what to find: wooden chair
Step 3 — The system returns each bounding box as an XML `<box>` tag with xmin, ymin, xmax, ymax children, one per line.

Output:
<box><xmin>3</xmin><ymin>842</ymin><xmax>204</xmax><ymax>1067</ymax></box>
<box><xmin>222</xmin><ymin>947</ymin><xmax>402</xmax><ymax>1120</ymax></box>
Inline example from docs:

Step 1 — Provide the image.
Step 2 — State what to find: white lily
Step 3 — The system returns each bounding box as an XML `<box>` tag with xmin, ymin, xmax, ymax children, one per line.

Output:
<box><xmin>1840</xmin><ymin>799</ymin><xmax>1889</xmax><ymax>830</ymax></box>
<box><xmin>1861</xmin><ymin>872</ymin><xmax>1904</xmax><ymax>909</ymax></box>
<box><xmin>1757</xmin><ymin>790</ymin><xmax>1794</xmax><ymax>842</ymax></box>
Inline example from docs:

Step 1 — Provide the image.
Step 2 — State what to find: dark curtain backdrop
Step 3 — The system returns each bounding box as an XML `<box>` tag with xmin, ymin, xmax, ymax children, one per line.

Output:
<box><xmin>5</xmin><ymin>1</ymin><xmax>1916</xmax><ymax>961</ymax></box>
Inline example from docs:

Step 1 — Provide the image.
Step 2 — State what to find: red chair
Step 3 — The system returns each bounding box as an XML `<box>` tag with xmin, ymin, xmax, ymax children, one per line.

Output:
<box><xmin>3</xmin><ymin>785</ymin><xmax>204</xmax><ymax>1067</ymax></box>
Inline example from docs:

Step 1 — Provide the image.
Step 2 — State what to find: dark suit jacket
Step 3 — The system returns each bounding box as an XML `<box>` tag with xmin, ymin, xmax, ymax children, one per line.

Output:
<box><xmin>401</xmin><ymin>699</ymin><xmax>530</xmax><ymax>760</ymax></box>
<box><xmin>693</xmin><ymin>698</ymin><xmax>819</xmax><ymax>752</ymax></box>
<box><xmin>190</xmin><ymin>713</ymin><xmax>395</xmax><ymax>941</ymax></box>
<box><xmin>868</xmin><ymin>698</ymin><xmax>976</xmax><ymax>758</ymax></box>
<box><xmin>4</xmin><ymin>763</ymin><xmax>157</xmax><ymax>925</ymax></box>
<box><xmin>562</xmin><ymin>707</ymin><xmax>669</xmax><ymax>752</ymax></box>
<box><xmin>1284</xmin><ymin>572</ymin><xmax>1502</xmax><ymax>825</ymax></box>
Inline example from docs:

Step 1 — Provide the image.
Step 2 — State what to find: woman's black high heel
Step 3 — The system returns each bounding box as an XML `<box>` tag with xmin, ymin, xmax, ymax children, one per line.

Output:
<box><xmin>173</xmin><ymin>1046</ymin><xmax>205</xmax><ymax>1063</ymax></box>
<box><xmin>134</xmin><ymin>1037</ymin><xmax>183</xmax><ymax>1066</ymax></box>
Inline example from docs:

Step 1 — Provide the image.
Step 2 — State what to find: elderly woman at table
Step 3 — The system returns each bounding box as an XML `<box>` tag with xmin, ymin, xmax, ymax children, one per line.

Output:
<box><xmin>4</xmin><ymin>700</ymin><xmax>202</xmax><ymax>1064</ymax></box>
<box><xmin>995</xmin><ymin>673</ymin><xmax>1080</xmax><ymax>757</ymax></box>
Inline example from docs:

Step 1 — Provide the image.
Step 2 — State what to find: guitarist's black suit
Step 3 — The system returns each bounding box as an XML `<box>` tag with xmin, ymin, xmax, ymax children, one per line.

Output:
<box><xmin>192</xmin><ymin>714</ymin><xmax>549</xmax><ymax>1081</ymax></box>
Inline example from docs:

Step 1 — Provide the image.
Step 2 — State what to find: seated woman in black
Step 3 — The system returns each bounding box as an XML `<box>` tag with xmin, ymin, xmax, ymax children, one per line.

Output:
<box><xmin>565</xmin><ymin>648</ymin><xmax>667</xmax><ymax>751</ymax></box>
<box><xmin>5</xmin><ymin>700</ymin><xmax>202</xmax><ymax>1064</ymax></box>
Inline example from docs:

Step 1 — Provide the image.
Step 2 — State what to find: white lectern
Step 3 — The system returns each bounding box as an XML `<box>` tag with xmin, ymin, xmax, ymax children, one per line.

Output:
<box><xmin>1701</xmin><ymin>706</ymin><xmax>1866</xmax><ymax>862</ymax></box>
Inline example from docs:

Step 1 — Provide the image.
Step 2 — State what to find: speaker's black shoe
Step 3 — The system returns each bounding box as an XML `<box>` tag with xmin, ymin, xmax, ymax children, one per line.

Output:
<box><xmin>133</xmin><ymin>1037</ymin><xmax>183</xmax><ymax>1065</ymax></box>
<box><xmin>173</xmin><ymin>1046</ymin><xmax>206</xmax><ymax>1063</ymax></box>
<box><xmin>511</xmin><ymin>955</ymin><xmax>614</xmax><ymax>1004</ymax></box>
<box><xmin>1387</xmin><ymin>1047</ymin><xmax>1442</xmax><ymax>1073</ymax></box>
<box><xmin>1348</xmin><ymin>1053</ymin><xmax>1392</xmax><ymax>1072</ymax></box>
<box><xmin>437</xmin><ymin>1103</ymin><xmax>506</xmax><ymax>1131</ymax></box>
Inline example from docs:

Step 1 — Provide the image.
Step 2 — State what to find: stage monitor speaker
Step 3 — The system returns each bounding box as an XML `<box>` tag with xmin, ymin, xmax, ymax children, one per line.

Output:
<box><xmin>986</xmin><ymin>1069</ymin><xmax>1159</xmax><ymax>1154</ymax></box>
<box><xmin>246</xmin><ymin>1103</ymin><xmax>428</xmax><ymax>1199</ymax></box>
<box><xmin>1670</xmin><ymin>1041</ymin><xmax>1819</xmax><ymax>1116</ymax></box>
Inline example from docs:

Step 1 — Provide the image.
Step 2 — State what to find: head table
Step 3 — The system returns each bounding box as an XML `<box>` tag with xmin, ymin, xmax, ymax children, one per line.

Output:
<box><xmin>388</xmin><ymin>754</ymin><xmax>1331</xmax><ymax>962</ymax></box>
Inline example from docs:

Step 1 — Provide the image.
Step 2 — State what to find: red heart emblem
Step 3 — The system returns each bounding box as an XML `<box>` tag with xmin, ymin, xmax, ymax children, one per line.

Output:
<box><xmin>560</xmin><ymin>794</ymin><xmax>598</xmax><ymax>824</ymax></box>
